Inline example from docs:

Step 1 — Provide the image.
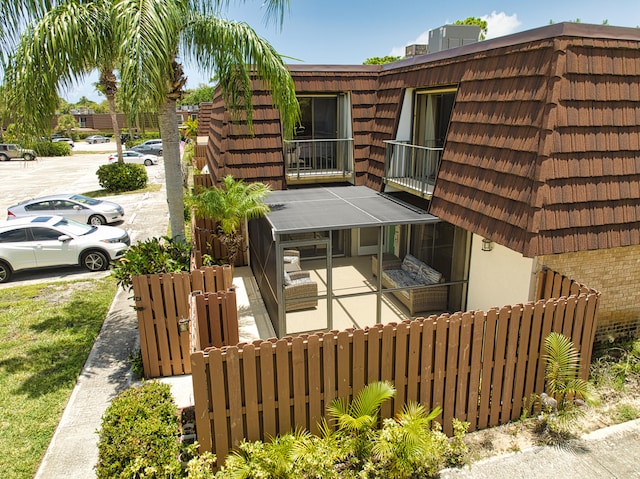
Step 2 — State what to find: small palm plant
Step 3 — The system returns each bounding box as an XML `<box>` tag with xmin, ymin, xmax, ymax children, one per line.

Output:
<box><xmin>373</xmin><ymin>403</ymin><xmax>448</xmax><ymax>478</ymax></box>
<box><xmin>326</xmin><ymin>381</ymin><xmax>396</xmax><ymax>462</ymax></box>
<box><xmin>542</xmin><ymin>332</ymin><xmax>596</xmax><ymax>429</ymax></box>
<box><xmin>189</xmin><ymin>175</ymin><xmax>271</xmax><ymax>265</ymax></box>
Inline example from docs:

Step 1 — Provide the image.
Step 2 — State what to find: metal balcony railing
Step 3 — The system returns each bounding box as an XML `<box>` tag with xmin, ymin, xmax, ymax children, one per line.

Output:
<box><xmin>384</xmin><ymin>140</ymin><xmax>443</xmax><ymax>197</ymax></box>
<box><xmin>284</xmin><ymin>138</ymin><xmax>354</xmax><ymax>178</ymax></box>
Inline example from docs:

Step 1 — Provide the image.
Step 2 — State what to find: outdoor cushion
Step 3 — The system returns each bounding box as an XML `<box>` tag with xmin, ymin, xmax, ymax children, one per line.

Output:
<box><xmin>417</xmin><ymin>263</ymin><xmax>443</xmax><ymax>285</ymax></box>
<box><xmin>288</xmin><ymin>277</ymin><xmax>313</xmax><ymax>286</ymax></box>
<box><xmin>284</xmin><ymin>271</ymin><xmax>292</xmax><ymax>285</ymax></box>
<box><xmin>400</xmin><ymin>253</ymin><xmax>422</xmax><ymax>280</ymax></box>
<box><xmin>384</xmin><ymin>268</ymin><xmax>421</xmax><ymax>288</ymax></box>
<box><xmin>284</xmin><ymin>255</ymin><xmax>298</xmax><ymax>264</ymax></box>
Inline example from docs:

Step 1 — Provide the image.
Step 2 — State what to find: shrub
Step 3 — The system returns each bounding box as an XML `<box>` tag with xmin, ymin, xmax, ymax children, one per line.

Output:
<box><xmin>29</xmin><ymin>141</ymin><xmax>71</xmax><ymax>157</ymax></box>
<box><xmin>111</xmin><ymin>236</ymin><xmax>192</xmax><ymax>290</ymax></box>
<box><xmin>95</xmin><ymin>381</ymin><xmax>182</xmax><ymax>479</ymax></box>
<box><xmin>96</xmin><ymin>162</ymin><xmax>148</xmax><ymax>192</ymax></box>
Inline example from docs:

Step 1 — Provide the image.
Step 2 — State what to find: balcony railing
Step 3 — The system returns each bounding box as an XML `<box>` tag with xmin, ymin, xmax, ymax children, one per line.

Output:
<box><xmin>384</xmin><ymin>140</ymin><xmax>443</xmax><ymax>197</ymax></box>
<box><xmin>284</xmin><ymin>138</ymin><xmax>354</xmax><ymax>179</ymax></box>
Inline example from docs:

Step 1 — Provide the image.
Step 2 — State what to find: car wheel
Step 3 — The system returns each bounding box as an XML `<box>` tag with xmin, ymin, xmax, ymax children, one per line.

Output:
<box><xmin>88</xmin><ymin>214</ymin><xmax>106</xmax><ymax>226</ymax></box>
<box><xmin>144</xmin><ymin>159</ymin><xmax>152</xmax><ymax>166</ymax></box>
<box><xmin>0</xmin><ymin>154</ymin><xmax>8</xmax><ymax>161</ymax></box>
<box><xmin>0</xmin><ymin>261</ymin><xmax>12</xmax><ymax>283</ymax></box>
<box><xmin>23</xmin><ymin>153</ymin><xmax>34</xmax><ymax>161</ymax></box>
<box><xmin>81</xmin><ymin>250</ymin><xmax>109</xmax><ymax>271</ymax></box>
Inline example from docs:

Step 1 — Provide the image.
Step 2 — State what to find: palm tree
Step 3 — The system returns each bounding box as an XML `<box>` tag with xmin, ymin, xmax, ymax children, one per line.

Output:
<box><xmin>2</xmin><ymin>0</ymin><xmax>300</xmax><ymax>241</ymax></box>
<box><xmin>190</xmin><ymin>175</ymin><xmax>271</xmax><ymax>264</ymax></box>
<box><xmin>2</xmin><ymin>0</ymin><xmax>126</xmax><ymax>161</ymax></box>
<box><xmin>115</xmin><ymin>0</ymin><xmax>300</xmax><ymax>241</ymax></box>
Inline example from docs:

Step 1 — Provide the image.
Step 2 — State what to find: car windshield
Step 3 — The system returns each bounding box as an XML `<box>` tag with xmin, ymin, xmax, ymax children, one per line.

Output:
<box><xmin>69</xmin><ymin>194</ymin><xmax>101</xmax><ymax>206</ymax></box>
<box><xmin>53</xmin><ymin>217</ymin><xmax>96</xmax><ymax>236</ymax></box>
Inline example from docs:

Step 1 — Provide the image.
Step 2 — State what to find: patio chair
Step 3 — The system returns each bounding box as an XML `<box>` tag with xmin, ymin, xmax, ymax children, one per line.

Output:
<box><xmin>284</xmin><ymin>249</ymin><xmax>302</xmax><ymax>272</ymax></box>
<box><xmin>284</xmin><ymin>270</ymin><xmax>318</xmax><ymax>312</ymax></box>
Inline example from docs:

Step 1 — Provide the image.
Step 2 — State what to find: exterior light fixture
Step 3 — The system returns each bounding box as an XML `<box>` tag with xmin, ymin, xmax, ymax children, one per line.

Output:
<box><xmin>482</xmin><ymin>238</ymin><xmax>494</xmax><ymax>252</ymax></box>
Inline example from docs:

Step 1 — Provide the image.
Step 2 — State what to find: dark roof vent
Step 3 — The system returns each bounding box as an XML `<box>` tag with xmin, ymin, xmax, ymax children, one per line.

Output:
<box><xmin>428</xmin><ymin>24</ymin><xmax>481</xmax><ymax>53</ymax></box>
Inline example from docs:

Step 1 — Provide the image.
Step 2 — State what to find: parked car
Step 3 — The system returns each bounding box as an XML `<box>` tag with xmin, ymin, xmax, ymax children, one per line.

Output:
<box><xmin>120</xmin><ymin>133</ymin><xmax>140</xmax><ymax>143</ymax></box>
<box><xmin>85</xmin><ymin>135</ymin><xmax>110</xmax><ymax>144</ymax></box>
<box><xmin>53</xmin><ymin>137</ymin><xmax>74</xmax><ymax>147</ymax></box>
<box><xmin>108</xmin><ymin>150</ymin><xmax>159</xmax><ymax>166</ymax></box>
<box><xmin>140</xmin><ymin>139</ymin><xmax>162</xmax><ymax>147</ymax></box>
<box><xmin>7</xmin><ymin>193</ymin><xmax>125</xmax><ymax>225</ymax></box>
<box><xmin>0</xmin><ymin>215</ymin><xmax>130</xmax><ymax>283</ymax></box>
<box><xmin>129</xmin><ymin>144</ymin><xmax>163</xmax><ymax>157</ymax></box>
<box><xmin>0</xmin><ymin>143</ymin><xmax>37</xmax><ymax>161</ymax></box>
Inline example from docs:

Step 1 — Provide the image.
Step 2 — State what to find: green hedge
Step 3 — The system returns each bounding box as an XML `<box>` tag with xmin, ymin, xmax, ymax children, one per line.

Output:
<box><xmin>96</xmin><ymin>382</ymin><xmax>182</xmax><ymax>479</ymax></box>
<box><xmin>29</xmin><ymin>141</ymin><xmax>71</xmax><ymax>157</ymax></box>
<box><xmin>96</xmin><ymin>162</ymin><xmax>148</xmax><ymax>192</ymax></box>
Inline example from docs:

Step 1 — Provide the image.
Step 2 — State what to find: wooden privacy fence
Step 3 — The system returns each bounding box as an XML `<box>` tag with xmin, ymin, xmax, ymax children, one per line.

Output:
<box><xmin>191</xmin><ymin>288</ymin><xmax>600</xmax><ymax>462</ymax></box>
<box><xmin>132</xmin><ymin>265</ymin><xmax>234</xmax><ymax>378</ymax></box>
<box><xmin>193</xmin><ymin>173</ymin><xmax>213</xmax><ymax>193</ymax></box>
<box><xmin>535</xmin><ymin>265</ymin><xmax>598</xmax><ymax>300</ymax></box>
<box><xmin>190</xmin><ymin>290</ymin><xmax>239</xmax><ymax>350</ymax></box>
<box><xmin>190</xmin><ymin>213</ymin><xmax>247</xmax><ymax>267</ymax></box>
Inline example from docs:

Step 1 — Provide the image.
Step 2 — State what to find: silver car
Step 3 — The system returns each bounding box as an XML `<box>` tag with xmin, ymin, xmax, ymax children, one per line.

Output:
<box><xmin>108</xmin><ymin>150</ymin><xmax>159</xmax><ymax>166</ymax></box>
<box><xmin>0</xmin><ymin>215</ymin><xmax>130</xmax><ymax>283</ymax></box>
<box><xmin>7</xmin><ymin>194</ymin><xmax>125</xmax><ymax>225</ymax></box>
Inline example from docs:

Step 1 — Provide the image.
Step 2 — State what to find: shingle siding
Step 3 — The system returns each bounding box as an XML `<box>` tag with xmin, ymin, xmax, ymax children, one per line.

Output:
<box><xmin>202</xmin><ymin>22</ymin><xmax>640</xmax><ymax>258</ymax></box>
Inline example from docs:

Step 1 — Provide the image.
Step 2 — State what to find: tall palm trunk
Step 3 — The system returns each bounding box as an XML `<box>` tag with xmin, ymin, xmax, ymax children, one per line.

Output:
<box><xmin>100</xmin><ymin>70</ymin><xmax>124</xmax><ymax>162</ymax></box>
<box><xmin>160</xmin><ymin>96</ymin><xmax>185</xmax><ymax>241</ymax></box>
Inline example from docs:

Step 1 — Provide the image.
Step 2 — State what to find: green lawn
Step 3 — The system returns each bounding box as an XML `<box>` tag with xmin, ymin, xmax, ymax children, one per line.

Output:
<box><xmin>0</xmin><ymin>277</ymin><xmax>117</xmax><ymax>479</ymax></box>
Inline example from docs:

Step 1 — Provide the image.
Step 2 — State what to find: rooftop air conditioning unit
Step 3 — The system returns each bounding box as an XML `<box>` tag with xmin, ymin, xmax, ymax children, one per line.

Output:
<box><xmin>428</xmin><ymin>24</ymin><xmax>481</xmax><ymax>54</ymax></box>
<box><xmin>405</xmin><ymin>44</ymin><xmax>428</xmax><ymax>58</ymax></box>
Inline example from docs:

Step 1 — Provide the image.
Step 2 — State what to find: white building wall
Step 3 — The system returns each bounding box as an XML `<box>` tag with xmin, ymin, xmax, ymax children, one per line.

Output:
<box><xmin>467</xmin><ymin>234</ymin><xmax>537</xmax><ymax>311</ymax></box>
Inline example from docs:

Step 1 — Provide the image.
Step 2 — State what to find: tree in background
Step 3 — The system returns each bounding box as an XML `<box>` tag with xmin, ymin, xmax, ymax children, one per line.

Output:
<box><xmin>55</xmin><ymin>114</ymin><xmax>79</xmax><ymax>137</ymax></box>
<box><xmin>363</xmin><ymin>55</ymin><xmax>401</xmax><ymax>65</ymax></box>
<box><xmin>454</xmin><ymin>17</ymin><xmax>488</xmax><ymax>40</ymax></box>
<box><xmin>2</xmin><ymin>0</ymin><xmax>127</xmax><ymax>161</ymax></box>
<box><xmin>179</xmin><ymin>84</ymin><xmax>216</xmax><ymax>107</ymax></box>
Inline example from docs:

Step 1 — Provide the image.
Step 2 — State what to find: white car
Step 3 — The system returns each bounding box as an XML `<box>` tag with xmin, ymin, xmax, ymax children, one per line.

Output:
<box><xmin>53</xmin><ymin>137</ymin><xmax>75</xmax><ymax>147</ymax></box>
<box><xmin>108</xmin><ymin>150</ymin><xmax>159</xmax><ymax>166</ymax></box>
<box><xmin>0</xmin><ymin>215</ymin><xmax>130</xmax><ymax>283</ymax></box>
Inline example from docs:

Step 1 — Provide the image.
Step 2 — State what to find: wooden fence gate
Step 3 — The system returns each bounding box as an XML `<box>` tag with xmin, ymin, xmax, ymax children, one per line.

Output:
<box><xmin>132</xmin><ymin>265</ymin><xmax>234</xmax><ymax>378</ymax></box>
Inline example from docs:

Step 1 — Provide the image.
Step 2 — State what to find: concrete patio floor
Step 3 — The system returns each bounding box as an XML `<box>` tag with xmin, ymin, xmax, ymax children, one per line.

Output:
<box><xmin>163</xmin><ymin>255</ymin><xmax>445</xmax><ymax>407</ymax></box>
<box><xmin>284</xmin><ymin>255</ymin><xmax>444</xmax><ymax>335</ymax></box>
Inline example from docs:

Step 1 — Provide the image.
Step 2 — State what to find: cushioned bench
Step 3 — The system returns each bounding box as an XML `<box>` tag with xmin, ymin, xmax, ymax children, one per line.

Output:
<box><xmin>380</xmin><ymin>253</ymin><xmax>448</xmax><ymax>315</ymax></box>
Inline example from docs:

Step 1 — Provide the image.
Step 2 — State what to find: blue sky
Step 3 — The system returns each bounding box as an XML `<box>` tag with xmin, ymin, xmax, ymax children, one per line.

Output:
<box><xmin>64</xmin><ymin>0</ymin><xmax>640</xmax><ymax>103</ymax></box>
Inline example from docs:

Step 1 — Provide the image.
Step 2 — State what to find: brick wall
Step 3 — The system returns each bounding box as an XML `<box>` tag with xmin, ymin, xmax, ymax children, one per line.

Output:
<box><xmin>539</xmin><ymin>245</ymin><xmax>640</xmax><ymax>345</ymax></box>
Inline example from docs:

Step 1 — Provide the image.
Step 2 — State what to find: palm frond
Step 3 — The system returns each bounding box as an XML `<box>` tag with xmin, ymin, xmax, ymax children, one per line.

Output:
<box><xmin>182</xmin><ymin>15</ymin><xmax>300</xmax><ymax>137</ymax></box>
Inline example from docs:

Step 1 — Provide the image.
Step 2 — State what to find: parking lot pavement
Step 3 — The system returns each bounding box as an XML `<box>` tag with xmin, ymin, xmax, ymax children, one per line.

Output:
<box><xmin>0</xmin><ymin>150</ymin><xmax>168</xmax><ymax>288</ymax></box>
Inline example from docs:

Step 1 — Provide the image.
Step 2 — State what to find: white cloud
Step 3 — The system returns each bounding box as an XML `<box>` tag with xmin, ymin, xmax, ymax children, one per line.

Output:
<box><xmin>481</xmin><ymin>11</ymin><xmax>522</xmax><ymax>39</ymax></box>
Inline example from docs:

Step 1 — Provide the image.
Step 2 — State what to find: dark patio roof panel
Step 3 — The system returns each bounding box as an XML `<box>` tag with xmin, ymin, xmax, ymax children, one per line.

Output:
<box><xmin>265</xmin><ymin>186</ymin><xmax>438</xmax><ymax>234</ymax></box>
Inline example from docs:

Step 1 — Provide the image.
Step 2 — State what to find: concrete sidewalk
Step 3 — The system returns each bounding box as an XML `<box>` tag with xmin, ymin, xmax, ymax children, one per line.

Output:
<box><xmin>33</xmin><ymin>266</ymin><xmax>273</xmax><ymax>478</ymax></box>
<box><xmin>441</xmin><ymin>419</ymin><xmax>640</xmax><ymax>478</ymax></box>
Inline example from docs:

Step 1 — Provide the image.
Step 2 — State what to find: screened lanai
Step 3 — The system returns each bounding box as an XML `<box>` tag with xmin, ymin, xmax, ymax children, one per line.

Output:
<box><xmin>248</xmin><ymin>185</ymin><xmax>465</xmax><ymax>337</ymax></box>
